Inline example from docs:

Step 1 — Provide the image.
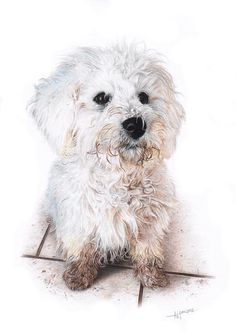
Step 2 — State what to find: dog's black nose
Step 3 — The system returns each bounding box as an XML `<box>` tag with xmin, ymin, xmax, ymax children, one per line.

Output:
<box><xmin>122</xmin><ymin>117</ymin><xmax>146</xmax><ymax>139</ymax></box>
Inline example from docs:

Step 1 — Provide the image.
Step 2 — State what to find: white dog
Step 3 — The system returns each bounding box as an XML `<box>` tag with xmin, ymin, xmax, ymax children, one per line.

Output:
<box><xmin>29</xmin><ymin>44</ymin><xmax>184</xmax><ymax>290</ymax></box>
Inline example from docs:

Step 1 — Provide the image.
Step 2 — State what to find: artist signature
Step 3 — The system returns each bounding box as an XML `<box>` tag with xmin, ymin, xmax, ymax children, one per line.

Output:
<box><xmin>166</xmin><ymin>308</ymin><xmax>194</xmax><ymax>320</ymax></box>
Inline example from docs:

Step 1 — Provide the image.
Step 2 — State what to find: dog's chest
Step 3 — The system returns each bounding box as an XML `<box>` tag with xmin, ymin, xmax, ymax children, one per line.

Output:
<box><xmin>88</xmin><ymin>166</ymin><xmax>146</xmax><ymax>208</ymax></box>
<box><xmin>53</xmin><ymin>161</ymin><xmax>155</xmax><ymax>250</ymax></box>
<box><xmin>85</xmin><ymin>167</ymin><xmax>144</xmax><ymax>247</ymax></box>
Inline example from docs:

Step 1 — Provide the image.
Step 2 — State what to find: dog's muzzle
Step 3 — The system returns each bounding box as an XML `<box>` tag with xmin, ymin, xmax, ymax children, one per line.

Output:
<box><xmin>122</xmin><ymin>117</ymin><xmax>146</xmax><ymax>140</ymax></box>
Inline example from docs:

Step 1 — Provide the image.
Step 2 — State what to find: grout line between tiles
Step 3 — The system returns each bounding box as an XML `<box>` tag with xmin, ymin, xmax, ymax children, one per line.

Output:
<box><xmin>35</xmin><ymin>224</ymin><xmax>51</xmax><ymax>257</ymax></box>
<box><xmin>165</xmin><ymin>270</ymin><xmax>215</xmax><ymax>279</ymax></box>
<box><xmin>22</xmin><ymin>252</ymin><xmax>215</xmax><ymax>307</ymax></box>
<box><xmin>106</xmin><ymin>263</ymin><xmax>133</xmax><ymax>269</ymax></box>
<box><xmin>22</xmin><ymin>254</ymin><xmax>65</xmax><ymax>262</ymax></box>
<box><xmin>138</xmin><ymin>283</ymin><xmax>144</xmax><ymax>307</ymax></box>
<box><xmin>23</xmin><ymin>223</ymin><xmax>215</xmax><ymax>307</ymax></box>
<box><xmin>22</xmin><ymin>253</ymin><xmax>215</xmax><ymax>279</ymax></box>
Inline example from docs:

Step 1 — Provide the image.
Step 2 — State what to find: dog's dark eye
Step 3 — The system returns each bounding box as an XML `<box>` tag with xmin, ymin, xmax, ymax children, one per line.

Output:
<box><xmin>93</xmin><ymin>92</ymin><xmax>111</xmax><ymax>105</ymax></box>
<box><xmin>138</xmin><ymin>92</ymin><xmax>149</xmax><ymax>104</ymax></box>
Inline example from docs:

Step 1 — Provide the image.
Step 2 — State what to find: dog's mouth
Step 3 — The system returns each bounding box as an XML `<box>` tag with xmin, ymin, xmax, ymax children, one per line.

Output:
<box><xmin>123</xmin><ymin>142</ymin><xmax>139</xmax><ymax>150</ymax></box>
<box><xmin>118</xmin><ymin>140</ymin><xmax>158</xmax><ymax>164</ymax></box>
<box><xmin>91</xmin><ymin>138</ymin><xmax>160</xmax><ymax>165</ymax></box>
<box><xmin>119</xmin><ymin>141</ymin><xmax>146</xmax><ymax>155</ymax></box>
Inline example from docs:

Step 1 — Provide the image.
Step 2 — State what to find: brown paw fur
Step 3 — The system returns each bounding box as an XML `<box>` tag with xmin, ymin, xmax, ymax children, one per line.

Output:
<box><xmin>63</xmin><ymin>261</ymin><xmax>98</xmax><ymax>290</ymax></box>
<box><xmin>135</xmin><ymin>264</ymin><xmax>169</xmax><ymax>288</ymax></box>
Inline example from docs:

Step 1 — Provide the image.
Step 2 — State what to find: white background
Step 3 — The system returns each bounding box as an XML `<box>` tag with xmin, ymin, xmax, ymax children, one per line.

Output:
<box><xmin>0</xmin><ymin>0</ymin><xmax>236</xmax><ymax>331</ymax></box>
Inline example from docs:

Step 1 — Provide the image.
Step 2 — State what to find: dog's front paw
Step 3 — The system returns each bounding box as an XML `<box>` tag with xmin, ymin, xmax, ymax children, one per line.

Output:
<box><xmin>63</xmin><ymin>261</ymin><xmax>98</xmax><ymax>290</ymax></box>
<box><xmin>135</xmin><ymin>264</ymin><xmax>169</xmax><ymax>288</ymax></box>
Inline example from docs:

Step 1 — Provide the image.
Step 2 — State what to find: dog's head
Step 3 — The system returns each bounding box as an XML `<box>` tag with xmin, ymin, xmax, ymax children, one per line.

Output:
<box><xmin>29</xmin><ymin>44</ymin><xmax>184</xmax><ymax>166</ymax></box>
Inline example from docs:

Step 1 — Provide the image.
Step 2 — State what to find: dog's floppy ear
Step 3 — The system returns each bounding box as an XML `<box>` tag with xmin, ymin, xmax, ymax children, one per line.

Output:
<box><xmin>159</xmin><ymin>92</ymin><xmax>185</xmax><ymax>159</ymax></box>
<box><xmin>28</xmin><ymin>64</ymin><xmax>79</xmax><ymax>155</ymax></box>
<box><xmin>150</xmin><ymin>61</ymin><xmax>185</xmax><ymax>159</ymax></box>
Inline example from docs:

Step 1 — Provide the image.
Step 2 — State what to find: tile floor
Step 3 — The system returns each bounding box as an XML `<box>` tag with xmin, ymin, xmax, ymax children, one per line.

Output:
<box><xmin>22</xmin><ymin>213</ymin><xmax>218</xmax><ymax>317</ymax></box>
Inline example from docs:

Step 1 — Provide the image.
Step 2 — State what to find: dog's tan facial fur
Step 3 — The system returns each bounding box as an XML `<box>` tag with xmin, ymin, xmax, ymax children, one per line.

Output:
<box><xmin>29</xmin><ymin>44</ymin><xmax>184</xmax><ymax>290</ymax></box>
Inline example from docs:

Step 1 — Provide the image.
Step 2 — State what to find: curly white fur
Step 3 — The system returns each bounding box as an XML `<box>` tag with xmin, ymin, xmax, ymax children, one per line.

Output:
<box><xmin>29</xmin><ymin>44</ymin><xmax>184</xmax><ymax>265</ymax></box>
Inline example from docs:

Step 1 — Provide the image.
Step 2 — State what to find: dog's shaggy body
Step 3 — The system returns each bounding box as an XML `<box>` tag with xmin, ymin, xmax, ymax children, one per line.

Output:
<box><xmin>29</xmin><ymin>44</ymin><xmax>184</xmax><ymax>290</ymax></box>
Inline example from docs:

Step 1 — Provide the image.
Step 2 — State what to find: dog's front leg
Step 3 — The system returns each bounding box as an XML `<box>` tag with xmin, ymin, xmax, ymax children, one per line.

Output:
<box><xmin>130</xmin><ymin>222</ymin><xmax>169</xmax><ymax>288</ymax></box>
<box><xmin>131</xmin><ymin>242</ymin><xmax>169</xmax><ymax>288</ymax></box>
<box><xmin>63</xmin><ymin>243</ymin><xmax>101</xmax><ymax>290</ymax></box>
